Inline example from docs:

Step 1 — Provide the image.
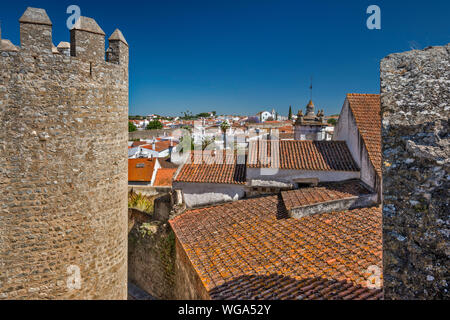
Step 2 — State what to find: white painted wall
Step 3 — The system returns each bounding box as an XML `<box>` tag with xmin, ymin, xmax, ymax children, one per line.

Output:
<box><xmin>259</xmin><ymin>111</ymin><xmax>273</xmax><ymax>122</ymax></box>
<box><xmin>294</xmin><ymin>125</ymin><xmax>327</xmax><ymax>141</ymax></box>
<box><xmin>150</xmin><ymin>159</ymin><xmax>161</xmax><ymax>186</ymax></box>
<box><xmin>333</xmin><ymin>98</ymin><xmax>378</xmax><ymax>191</ymax></box>
<box><xmin>173</xmin><ymin>182</ymin><xmax>246</xmax><ymax>208</ymax></box>
<box><xmin>247</xmin><ymin>167</ymin><xmax>360</xmax><ymax>185</ymax></box>
<box><xmin>128</xmin><ymin>146</ymin><xmax>170</xmax><ymax>159</ymax></box>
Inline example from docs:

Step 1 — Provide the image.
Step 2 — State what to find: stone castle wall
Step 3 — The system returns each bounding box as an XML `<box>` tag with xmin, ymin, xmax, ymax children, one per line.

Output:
<box><xmin>381</xmin><ymin>44</ymin><xmax>449</xmax><ymax>299</ymax></box>
<box><xmin>128</xmin><ymin>214</ymin><xmax>176</xmax><ymax>300</ymax></box>
<box><xmin>0</xmin><ymin>8</ymin><xmax>129</xmax><ymax>299</ymax></box>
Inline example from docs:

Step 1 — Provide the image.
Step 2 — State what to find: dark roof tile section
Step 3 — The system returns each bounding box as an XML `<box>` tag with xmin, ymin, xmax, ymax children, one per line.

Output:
<box><xmin>170</xmin><ymin>196</ymin><xmax>382</xmax><ymax>300</ymax></box>
<box><xmin>347</xmin><ymin>94</ymin><xmax>382</xmax><ymax>177</ymax></box>
<box><xmin>282</xmin><ymin>180</ymin><xmax>372</xmax><ymax>211</ymax></box>
<box><xmin>248</xmin><ymin>140</ymin><xmax>359</xmax><ymax>172</ymax></box>
<box><xmin>174</xmin><ymin>151</ymin><xmax>246</xmax><ymax>185</ymax></box>
<box><xmin>158</xmin><ymin>158</ymin><xmax>178</xmax><ymax>169</ymax></box>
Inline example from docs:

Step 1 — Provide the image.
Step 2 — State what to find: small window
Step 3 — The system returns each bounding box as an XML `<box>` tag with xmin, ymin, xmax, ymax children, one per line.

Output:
<box><xmin>136</xmin><ymin>163</ymin><xmax>145</xmax><ymax>168</ymax></box>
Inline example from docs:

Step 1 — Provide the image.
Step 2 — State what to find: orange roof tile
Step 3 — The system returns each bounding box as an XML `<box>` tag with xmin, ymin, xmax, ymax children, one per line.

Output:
<box><xmin>282</xmin><ymin>180</ymin><xmax>372</xmax><ymax>211</ymax></box>
<box><xmin>131</xmin><ymin>141</ymin><xmax>149</xmax><ymax>148</ymax></box>
<box><xmin>157</xmin><ymin>158</ymin><xmax>178</xmax><ymax>169</ymax></box>
<box><xmin>128</xmin><ymin>158</ymin><xmax>156</xmax><ymax>182</ymax></box>
<box><xmin>347</xmin><ymin>94</ymin><xmax>382</xmax><ymax>177</ymax></box>
<box><xmin>248</xmin><ymin>140</ymin><xmax>359</xmax><ymax>172</ymax></box>
<box><xmin>277</xmin><ymin>125</ymin><xmax>294</xmax><ymax>133</ymax></box>
<box><xmin>170</xmin><ymin>196</ymin><xmax>382</xmax><ymax>300</ymax></box>
<box><xmin>174</xmin><ymin>151</ymin><xmax>246</xmax><ymax>185</ymax></box>
<box><xmin>141</xmin><ymin>140</ymin><xmax>178</xmax><ymax>152</ymax></box>
<box><xmin>279</xmin><ymin>132</ymin><xmax>294</xmax><ymax>140</ymax></box>
<box><xmin>154</xmin><ymin>168</ymin><xmax>177</xmax><ymax>187</ymax></box>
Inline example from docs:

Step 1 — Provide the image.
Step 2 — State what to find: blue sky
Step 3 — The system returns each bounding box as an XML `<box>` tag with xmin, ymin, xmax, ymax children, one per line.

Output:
<box><xmin>1</xmin><ymin>1</ymin><xmax>449</xmax><ymax>116</ymax></box>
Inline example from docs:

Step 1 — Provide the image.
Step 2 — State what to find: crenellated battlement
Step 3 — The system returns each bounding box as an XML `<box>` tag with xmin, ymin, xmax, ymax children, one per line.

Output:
<box><xmin>1</xmin><ymin>7</ymin><xmax>128</xmax><ymax>68</ymax></box>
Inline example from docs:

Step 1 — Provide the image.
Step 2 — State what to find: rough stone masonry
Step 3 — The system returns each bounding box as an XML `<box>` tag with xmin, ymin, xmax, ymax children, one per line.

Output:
<box><xmin>381</xmin><ymin>44</ymin><xmax>449</xmax><ymax>299</ymax></box>
<box><xmin>0</xmin><ymin>8</ymin><xmax>129</xmax><ymax>299</ymax></box>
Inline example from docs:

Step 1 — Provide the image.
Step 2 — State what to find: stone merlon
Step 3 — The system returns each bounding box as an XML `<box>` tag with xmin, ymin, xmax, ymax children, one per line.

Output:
<box><xmin>109</xmin><ymin>29</ymin><xmax>128</xmax><ymax>46</ymax></box>
<box><xmin>72</xmin><ymin>16</ymin><xmax>105</xmax><ymax>36</ymax></box>
<box><xmin>19</xmin><ymin>7</ymin><xmax>52</xmax><ymax>26</ymax></box>
<box><xmin>70</xmin><ymin>16</ymin><xmax>106</xmax><ymax>62</ymax></box>
<box><xmin>2</xmin><ymin>8</ymin><xmax>128</xmax><ymax>66</ymax></box>
<box><xmin>19</xmin><ymin>7</ymin><xmax>53</xmax><ymax>53</ymax></box>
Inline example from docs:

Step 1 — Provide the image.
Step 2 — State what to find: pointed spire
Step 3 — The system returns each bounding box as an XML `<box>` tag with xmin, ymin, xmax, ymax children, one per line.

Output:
<box><xmin>305</xmin><ymin>99</ymin><xmax>315</xmax><ymax>118</ymax></box>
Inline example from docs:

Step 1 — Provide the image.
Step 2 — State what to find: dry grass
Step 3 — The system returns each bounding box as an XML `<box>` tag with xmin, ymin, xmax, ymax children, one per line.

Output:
<box><xmin>128</xmin><ymin>191</ymin><xmax>154</xmax><ymax>214</ymax></box>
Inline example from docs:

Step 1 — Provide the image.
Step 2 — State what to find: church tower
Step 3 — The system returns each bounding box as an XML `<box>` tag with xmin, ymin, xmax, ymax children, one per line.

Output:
<box><xmin>294</xmin><ymin>100</ymin><xmax>327</xmax><ymax>140</ymax></box>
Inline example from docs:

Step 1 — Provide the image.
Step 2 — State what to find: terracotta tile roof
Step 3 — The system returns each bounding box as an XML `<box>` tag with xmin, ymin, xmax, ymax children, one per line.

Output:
<box><xmin>141</xmin><ymin>140</ymin><xmax>177</xmax><ymax>152</ymax></box>
<box><xmin>282</xmin><ymin>180</ymin><xmax>372</xmax><ymax>212</ymax></box>
<box><xmin>174</xmin><ymin>151</ymin><xmax>246</xmax><ymax>185</ymax></box>
<box><xmin>157</xmin><ymin>158</ymin><xmax>178</xmax><ymax>169</ymax></box>
<box><xmin>128</xmin><ymin>158</ymin><xmax>156</xmax><ymax>182</ymax></box>
<box><xmin>170</xmin><ymin>197</ymin><xmax>382</xmax><ymax>300</ymax></box>
<box><xmin>277</xmin><ymin>125</ymin><xmax>294</xmax><ymax>133</ymax></box>
<box><xmin>131</xmin><ymin>141</ymin><xmax>149</xmax><ymax>148</ymax></box>
<box><xmin>264</xmin><ymin>121</ymin><xmax>282</xmax><ymax>124</ymax></box>
<box><xmin>154</xmin><ymin>168</ymin><xmax>177</xmax><ymax>187</ymax></box>
<box><xmin>248</xmin><ymin>140</ymin><xmax>359</xmax><ymax>172</ymax></box>
<box><xmin>279</xmin><ymin>132</ymin><xmax>294</xmax><ymax>140</ymax></box>
<box><xmin>346</xmin><ymin>94</ymin><xmax>382</xmax><ymax>177</ymax></box>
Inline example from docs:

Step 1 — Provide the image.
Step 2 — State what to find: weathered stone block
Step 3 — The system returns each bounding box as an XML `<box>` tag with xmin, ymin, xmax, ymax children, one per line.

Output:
<box><xmin>381</xmin><ymin>44</ymin><xmax>449</xmax><ymax>300</ymax></box>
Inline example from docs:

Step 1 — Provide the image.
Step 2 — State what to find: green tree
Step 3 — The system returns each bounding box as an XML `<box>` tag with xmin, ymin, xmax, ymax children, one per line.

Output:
<box><xmin>196</xmin><ymin>112</ymin><xmax>210</xmax><ymax>118</ymax></box>
<box><xmin>327</xmin><ymin>118</ymin><xmax>337</xmax><ymax>126</ymax></box>
<box><xmin>146</xmin><ymin>120</ymin><xmax>163</xmax><ymax>130</ymax></box>
<box><xmin>288</xmin><ymin>106</ymin><xmax>293</xmax><ymax>120</ymax></box>
<box><xmin>220</xmin><ymin>121</ymin><xmax>230</xmax><ymax>149</ymax></box>
<box><xmin>128</xmin><ymin>121</ymin><xmax>137</xmax><ymax>132</ymax></box>
<box><xmin>181</xmin><ymin>110</ymin><xmax>196</xmax><ymax>120</ymax></box>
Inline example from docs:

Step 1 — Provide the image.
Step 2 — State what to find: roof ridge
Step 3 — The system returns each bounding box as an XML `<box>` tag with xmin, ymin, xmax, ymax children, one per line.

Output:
<box><xmin>347</xmin><ymin>93</ymin><xmax>380</xmax><ymax>97</ymax></box>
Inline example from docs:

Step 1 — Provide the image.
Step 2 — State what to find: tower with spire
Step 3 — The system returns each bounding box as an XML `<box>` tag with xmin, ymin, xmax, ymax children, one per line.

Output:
<box><xmin>294</xmin><ymin>78</ymin><xmax>328</xmax><ymax>141</ymax></box>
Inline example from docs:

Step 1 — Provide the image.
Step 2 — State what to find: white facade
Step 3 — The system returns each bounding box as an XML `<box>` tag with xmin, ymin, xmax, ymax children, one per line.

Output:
<box><xmin>333</xmin><ymin>98</ymin><xmax>379</xmax><ymax>192</ymax></box>
<box><xmin>257</xmin><ymin>109</ymin><xmax>276</xmax><ymax>122</ymax></box>
<box><xmin>128</xmin><ymin>145</ymin><xmax>171</xmax><ymax>159</ymax></box>
<box><xmin>246</xmin><ymin>167</ymin><xmax>360</xmax><ymax>187</ymax></box>
<box><xmin>173</xmin><ymin>182</ymin><xmax>246</xmax><ymax>208</ymax></box>
<box><xmin>294</xmin><ymin>125</ymin><xmax>328</xmax><ymax>141</ymax></box>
